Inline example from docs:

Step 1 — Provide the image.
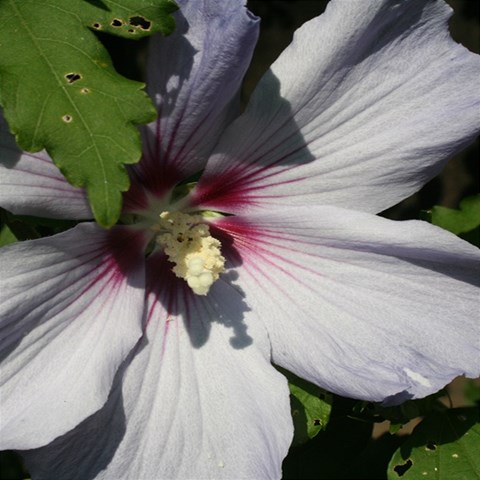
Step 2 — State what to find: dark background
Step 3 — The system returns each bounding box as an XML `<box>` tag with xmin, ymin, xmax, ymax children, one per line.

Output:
<box><xmin>1</xmin><ymin>1</ymin><xmax>479</xmax><ymax>479</ymax></box>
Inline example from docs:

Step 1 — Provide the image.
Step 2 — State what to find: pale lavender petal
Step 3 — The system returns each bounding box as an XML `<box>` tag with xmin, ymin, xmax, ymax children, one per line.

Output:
<box><xmin>212</xmin><ymin>207</ymin><xmax>480</xmax><ymax>403</ymax></box>
<box><xmin>126</xmin><ymin>0</ymin><xmax>259</xmax><ymax>208</ymax></box>
<box><xmin>0</xmin><ymin>224</ymin><xmax>147</xmax><ymax>449</ymax></box>
<box><xmin>0</xmin><ymin>113</ymin><xmax>91</xmax><ymax>219</ymax></box>
<box><xmin>21</xmin><ymin>252</ymin><xmax>292</xmax><ymax>479</ymax></box>
<box><xmin>190</xmin><ymin>0</ymin><xmax>480</xmax><ymax>215</ymax></box>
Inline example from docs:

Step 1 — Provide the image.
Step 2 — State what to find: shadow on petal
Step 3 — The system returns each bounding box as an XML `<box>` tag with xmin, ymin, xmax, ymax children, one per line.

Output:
<box><xmin>144</xmin><ymin>235</ymin><xmax>252</xmax><ymax>351</ymax></box>
<box><xmin>21</xmin><ymin>345</ymin><xmax>135</xmax><ymax>480</ymax></box>
<box><xmin>125</xmin><ymin>9</ymin><xmax>197</xmax><ymax>207</ymax></box>
<box><xmin>0</xmin><ymin>113</ymin><xmax>23</xmax><ymax>169</ymax></box>
<box><xmin>189</xmin><ymin>70</ymin><xmax>315</xmax><ymax>212</ymax></box>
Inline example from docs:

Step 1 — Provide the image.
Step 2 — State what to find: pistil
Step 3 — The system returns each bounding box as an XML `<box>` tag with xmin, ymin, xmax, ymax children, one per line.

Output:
<box><xmin>153</xmin><ymin>211</ymin><xmax>225</xmax><ymax>295</ymax></box>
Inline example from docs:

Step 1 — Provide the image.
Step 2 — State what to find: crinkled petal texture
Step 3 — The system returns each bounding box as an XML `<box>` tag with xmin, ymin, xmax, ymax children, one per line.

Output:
<box><xmin>0</xmin><ymin>224</ymin><xmax>147</xmax><ymax>449</ymax></box>
<box><xmin>126</xmin><ymin>0</ymin><xmax>259</xmax><ymax>210</ymax></box>
<box><xmin>213</xmin><ymin>207</ymin><xmax>480</xmax><ymax>403</ymax></box>
<box><xmin>0</xmin><ymin>114</ymin><xmax>91</xmax><ymax>219</ymax></box>
<box><xmin>22</xmin><ymin>253</ymin><xmax>292</xmax><ymax>480</ymax></box>
<box><xmin>191</xmin><ymin>0</ymin><xmax>480</xmax><ymax>215</ymax></box>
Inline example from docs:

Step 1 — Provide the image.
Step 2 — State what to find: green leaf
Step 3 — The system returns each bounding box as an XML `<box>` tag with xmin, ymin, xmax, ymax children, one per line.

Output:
<box><xmin>0</xmin><ymin>451</ymin><xmax>29</xmax><ymax>480</ymax></box>
<box><xmin>0</xmin><ymin>207</ymin><xmax>76</xmax><ymax>241</ymax></box>
<box><xmin>0</xmin><ymin>0</ymin><xmax>177</xmax><ymax>226</ymax></box>
<box><xmin>84</xmin><ymin>0</ymin><xmax>178</xmax><ymax>38</ymax></box>
<box><xmin>285</xmin><ymin>370</ymin><xmax>333</xmax><ymax>446</ymax></box>
<box><xmin>0</xmin><ymin>207</ymin><xmax>39</xmax><ymax>241</ymax></box>
<box><xmin>351</xmin><ymin>391</ymin><xmax>445</xmax><ymax>434</ymax></box>
<box><xmin>430</xmin><ymin>194</ymin><xmax>480</xmax><ymax>235</ymax></box>
<box><xmin>283</xmin><ymin>397</ymin><xmax>377</xmax><ymax>480</ymax></box>
<box><xmin>388</xmin><ymin>408</ymin><xmax>480</xmax><ymax>480</ymax></box>
<box><xmin>463</xmin><ymin>379</ymin><xmax>480</xmax><ymax>405</ymax></box>
<box><xmin>0</xmin><ymin>224</ymin><xmax>17</xmax><ymax>247</ymax></box>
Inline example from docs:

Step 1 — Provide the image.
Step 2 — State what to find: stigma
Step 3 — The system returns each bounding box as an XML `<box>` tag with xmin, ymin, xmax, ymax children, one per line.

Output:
<box><xmin>153</xmin><ymin>211</ymin><xmax>225</xmax><ymax>295</ymax></box>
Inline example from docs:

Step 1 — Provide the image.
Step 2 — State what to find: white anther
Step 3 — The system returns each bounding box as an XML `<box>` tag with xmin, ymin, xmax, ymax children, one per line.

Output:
<box><xmin>187</xmin><ymin>276</ymin><xmax>200</xmax><ymax>290</ymax></box>
<box><xmin>188</xmin><ymin>257</ymin><xmax>205</xmax><ymax>276</ymax></box>
<box><xmin>154</xmin><ymin>211</ymin><xmax>225</xmax><ymax>295</ymax></box>
<box><xmin>199</xmin><ymin>272</ymin><xmax>214</xmax><ymax>287</ymax></box>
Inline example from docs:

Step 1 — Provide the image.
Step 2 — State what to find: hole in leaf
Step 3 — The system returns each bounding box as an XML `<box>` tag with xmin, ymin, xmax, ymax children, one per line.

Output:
<box><xmin>127</xmin><ymin>29</ymin><xmax>135</xmax><ymax>33</ymax></box>
<box><xmin>426</xmin><ymin>441</ymin><xmax>437</xmax><ymax>451</ymax></box>
<box><xmin>92</xmin><ymin>22</ymin><xmax>102</xmax><ymax>29</ymax></box>
<box><xmin>393</xmin><ymin>459</ymin><xmax>413</xmax><ymax>477</ymax></box>
<box><xmin>62</xmin><ymin>115</ymin><xmax>73</xmax><ymax>123</ymax></box>
<box><xmin>129</xmin><ymin>16</ymin><xmax>151</xmax><ymax>30</ymax></box>
<box><xmin>65</xmin><ymin>73</ymin><xmax>82</xmax><ymax>83</ymax></box>
<box><xmin>111</xmin><ymin>18</ymin><xmax>123</xmax><ymax>27</ymax></box>
<box><xmin>313</xmin><ymin>419</ymin><xmax>321</xmax><ymax>426</ymax></box>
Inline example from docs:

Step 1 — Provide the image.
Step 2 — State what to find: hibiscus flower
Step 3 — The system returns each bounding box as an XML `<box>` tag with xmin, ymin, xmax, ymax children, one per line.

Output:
<box><xmin>1</xmin><ymin>0</ymin><xmax>479</xmax><ymax>478</ymax></box>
